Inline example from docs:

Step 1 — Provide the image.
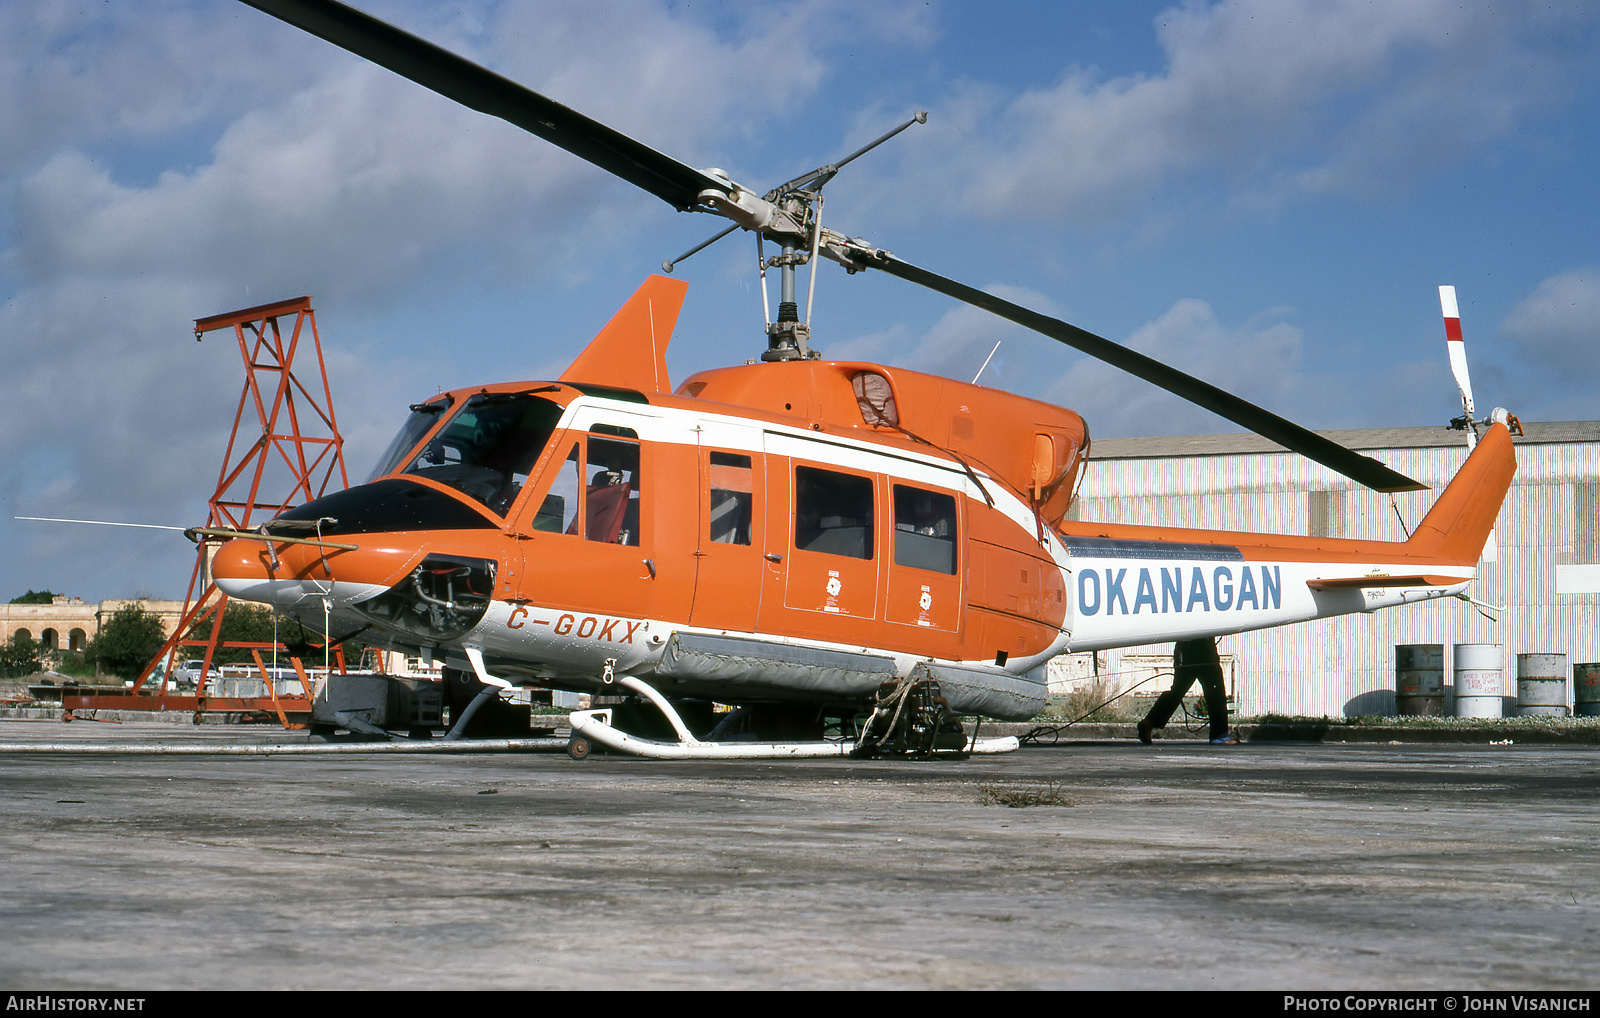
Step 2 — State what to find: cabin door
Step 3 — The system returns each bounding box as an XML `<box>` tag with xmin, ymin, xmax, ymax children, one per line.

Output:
<box><xmin>688</xmin><ymin>435</ymin><xmax>766</xmax><ymax>633</ymax></box>
<box><xmin>525</xmin><ymin>423</ymin><xmax>661</xmax><ymax>622</ymax></box>
<box><xmin>884</xmin><ymin>482</ymin><xmax>963</xmax><ymax>633</ymax></box>
<box><xmin>779</xmin><ymin>458</ymin><xmax>881</xmax><ymax>623</ymax></box>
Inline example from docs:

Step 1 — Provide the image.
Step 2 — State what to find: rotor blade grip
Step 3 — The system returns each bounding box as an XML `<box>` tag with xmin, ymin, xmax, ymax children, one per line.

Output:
<box><xmin>866</xmin><ymin>252</ymin><xmax>1427</xmax><ymax>493</ymax></box>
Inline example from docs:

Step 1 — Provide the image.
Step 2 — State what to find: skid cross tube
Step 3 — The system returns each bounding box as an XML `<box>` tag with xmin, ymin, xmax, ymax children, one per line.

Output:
<box><xmin>567</xmin><ymin>676</ymin><xmax>1019</xmax><ymax>759</ymax></box>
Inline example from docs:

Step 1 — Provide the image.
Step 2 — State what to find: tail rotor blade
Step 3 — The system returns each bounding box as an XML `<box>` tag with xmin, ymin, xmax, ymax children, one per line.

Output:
<box><xmin>1439</xmin><ymin>285</ymin><xmax>1496</xmax><ymax>560</ymax></box>
<box><xmin>1439</xmin><ymin>285</ymin><xmax>1476</xmax><ymax>422</ymax></box>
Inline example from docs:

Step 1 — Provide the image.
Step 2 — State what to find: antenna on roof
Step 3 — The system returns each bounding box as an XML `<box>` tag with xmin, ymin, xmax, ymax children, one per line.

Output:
<box><xmin>972</xmin><ymin>340</ymin><xmax>1002</xmax><ymax>385</ymax></box>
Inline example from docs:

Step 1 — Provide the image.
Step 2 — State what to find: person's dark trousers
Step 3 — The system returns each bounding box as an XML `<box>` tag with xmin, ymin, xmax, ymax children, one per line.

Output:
<box><xmin>1143</xmin><ymin>637</ymin><xmax>1229</xmax><ymax>740</ymax></box>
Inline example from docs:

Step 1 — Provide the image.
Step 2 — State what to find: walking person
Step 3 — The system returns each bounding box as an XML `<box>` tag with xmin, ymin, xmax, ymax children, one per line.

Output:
<box><xmin>1138</xmin><ymin>637</ymin><xmax>1239</xmax><ymax>744</ymax></box>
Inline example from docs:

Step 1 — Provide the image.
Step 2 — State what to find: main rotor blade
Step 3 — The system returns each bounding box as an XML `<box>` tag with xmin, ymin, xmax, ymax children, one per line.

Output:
<box><xmin>240</xmin><ymin>0</ymin><xmax>729</xmax><ymax>211</ymax></box>
<box><xmin>860</xmin><ymin>251</ymin><xmax>1427</xmax><ymax>493</ymax></box>
<box><xmin>241</xmin><ymin>2</ymin><xmax>1423</xmax><ymax>495</ymax></box>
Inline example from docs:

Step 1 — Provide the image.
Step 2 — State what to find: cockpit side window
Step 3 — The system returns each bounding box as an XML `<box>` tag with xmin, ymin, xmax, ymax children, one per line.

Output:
<box><xmin>528</xmin><ymin>428</ymin><xmax>643</xmax><ymax>547</ymax></box>
<box><xmin>401</xmin><ymin>394</ymin><xmax>565</xmax><ymax>517</ymax></box>
<box><xmin>584</xmin><ymin>433</ymin><xmax>642</xmax><ymax>546</ymax></box>
<box><xmin>533</xmin><ymin>444</ymin><xmax>581</xmax><ymax>534</ymax></box>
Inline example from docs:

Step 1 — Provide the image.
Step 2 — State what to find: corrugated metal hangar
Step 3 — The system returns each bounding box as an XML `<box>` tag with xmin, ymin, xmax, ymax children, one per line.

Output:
<box><xmin>1053</xmin><ymin>421</ymin><xmax>1600</xmax><ymax>718</ymax></box>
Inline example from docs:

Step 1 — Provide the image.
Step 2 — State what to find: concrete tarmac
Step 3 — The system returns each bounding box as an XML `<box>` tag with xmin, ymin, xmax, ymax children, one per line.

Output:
<box><xmin>2</xmin><ymin>717</ymin><xmax>1597</xmax><ymax>991</ymax></box>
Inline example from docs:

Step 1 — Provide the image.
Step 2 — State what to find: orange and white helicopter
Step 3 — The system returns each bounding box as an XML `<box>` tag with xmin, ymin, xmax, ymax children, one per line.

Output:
<box><xmin>211</xmin><ymin>0</ymin><xmax>1519</xmax><ymax>758</ymax></box>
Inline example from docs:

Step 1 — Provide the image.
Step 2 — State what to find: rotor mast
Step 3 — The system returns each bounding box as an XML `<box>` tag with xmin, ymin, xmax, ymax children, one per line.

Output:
<box><xmin>667</xmin><ymin>111</ymin><xmax>928</xmax><ymax>362</ymax></box>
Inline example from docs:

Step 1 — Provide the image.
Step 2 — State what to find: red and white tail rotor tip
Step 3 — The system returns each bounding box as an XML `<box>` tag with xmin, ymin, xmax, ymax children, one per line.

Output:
<box><xmin>1439</xmin><ymin>284</ymin><xmax>1475</xmax><ymax>424</ymax></box>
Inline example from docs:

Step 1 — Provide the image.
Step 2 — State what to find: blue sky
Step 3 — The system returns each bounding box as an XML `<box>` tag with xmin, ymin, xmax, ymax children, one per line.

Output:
<box><xmin>3</xmin><ymin>0</ymin><xmax>1598</xmax><ymax>602</ymax></box>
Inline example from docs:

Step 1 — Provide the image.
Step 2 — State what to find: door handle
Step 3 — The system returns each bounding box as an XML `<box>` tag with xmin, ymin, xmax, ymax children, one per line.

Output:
<box><xmin>764</xmin><ymin>553</ymin><xmax>783</xmax><ymax>563</ymax></box>
<box><xmin>643</xmin><ymin>558</ymin><xmax>656</xmax><ymax>579</ymax></box>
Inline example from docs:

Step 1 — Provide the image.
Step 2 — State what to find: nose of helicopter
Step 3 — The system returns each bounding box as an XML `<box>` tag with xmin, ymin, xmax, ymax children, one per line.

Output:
<box><xmin>209</xmin><ymin>476</ymin><xmax>503</xmax><ymax>611</ymax></box>
<box><xmin>211</xmin><ymin>526</ymin><xmax>500</xmax><ymax>648</ymax></box>
<box><xmin>209</xmin><ymin>536</ymin><xmax>391</xmax><ymax>611</ymax></box>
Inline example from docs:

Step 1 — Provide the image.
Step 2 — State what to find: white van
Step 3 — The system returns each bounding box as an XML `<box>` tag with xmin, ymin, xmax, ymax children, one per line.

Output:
<box><xmin>170</xmin><ymin>659</ymin><xmax>222</xmax><ymax>689</ymax></box>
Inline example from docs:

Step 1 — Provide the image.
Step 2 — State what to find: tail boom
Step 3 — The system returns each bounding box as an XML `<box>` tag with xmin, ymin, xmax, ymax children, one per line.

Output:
<box><xmin>1059</xmin><ymin>422</ymin><xmax>1516</xmax><ymax>650</ymax></box>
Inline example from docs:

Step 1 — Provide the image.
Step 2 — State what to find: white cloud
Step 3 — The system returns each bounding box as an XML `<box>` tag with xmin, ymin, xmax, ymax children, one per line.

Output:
<box><xmin>1041</xmin><ymin>299</ymin><xmax>1305</xmax><ymax>437</ymax></box>
<box><xmin>872</xmin><ymin>0</ymin><xmax>1588</xmax><ymax>226</ymax></box>
<box><xmin>6</xmin><ymin>0</ymin><xmax>929</xmax><ymax>305</ymax></box>
<box><xmin>1501</xmin><ymin>267</ymin><xmax>1600</xmax><ymax>374</ymax></box>
<box><xmin>825</xmin><ymin>289</ymin><xmax>1042</xmax><ymax>382</ymax></box>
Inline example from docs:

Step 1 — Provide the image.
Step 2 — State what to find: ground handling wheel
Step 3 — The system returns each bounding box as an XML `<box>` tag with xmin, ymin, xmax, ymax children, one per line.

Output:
<box><xmin>566</xmin><ymin>734</ymin><xmax>592</xmax><ymax>760</ymax></box>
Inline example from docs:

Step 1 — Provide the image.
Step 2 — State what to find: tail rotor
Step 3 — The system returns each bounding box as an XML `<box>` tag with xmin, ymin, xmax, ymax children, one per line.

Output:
<box><xmin>1439</xmin><ymin>286</ymin><xmax>1479</xmax><ymax>447</ymax></box>
<box><xmin>1438</xmin><ymin>285</ymin><xmax>1521</xmax><ymax>561</ymax></box>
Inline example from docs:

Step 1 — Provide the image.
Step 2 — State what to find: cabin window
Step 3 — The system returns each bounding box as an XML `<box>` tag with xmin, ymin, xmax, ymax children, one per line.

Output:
<box><xmin>585</xmin><ymin>432</ymin><xmax>642</xmax><ymax>546</ymax></box>
<box><xmin>708</xmin><ymin>452</ymin><xmax>753</xmax><ymax>545</ymax></box>
<box><xmin>400</xmin><ymin>393</ymin><xmax>564</xmax><ymax>516</ymax></box>
<box><xmin>893</xmin><ymin>485</ymin><xmax>957</xmax><ymax>574</ymax></box>
<box><xmin>794</xmin><ymin>466</ymin><xmax>873</xmax><ymax>559</ymax></box>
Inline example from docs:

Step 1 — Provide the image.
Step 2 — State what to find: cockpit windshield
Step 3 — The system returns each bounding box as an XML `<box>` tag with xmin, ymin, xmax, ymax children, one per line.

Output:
<box><xmin>371</xmin><ymin>392</ymin><xmax>567</xmax><ymax>517</ymax></box>
<box><xmin>366</xmin><ymin>397</ymin><xmax>453</xmax><ymax>483</ymax></box>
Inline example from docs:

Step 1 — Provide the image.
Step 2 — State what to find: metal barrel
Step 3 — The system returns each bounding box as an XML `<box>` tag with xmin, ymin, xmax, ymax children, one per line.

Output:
<box><xmin>1576</xmin><ymin>663</ymin><xmax>1600</xmax><ymax>717</ymax></box>
<box><xmin>1395</xmin><ymin>644</ymin><xmax>1445</xmax><ymax>716</ymax></box>
<box><xmin>1454</xmin><ymin>644</ymin><xmax>1503</xmax><ymax>719</ymax></box>
<box><xmin>1515</xmin><ymin>653</ymin><xmax>1569</xmax><ymax>717</ymax></box>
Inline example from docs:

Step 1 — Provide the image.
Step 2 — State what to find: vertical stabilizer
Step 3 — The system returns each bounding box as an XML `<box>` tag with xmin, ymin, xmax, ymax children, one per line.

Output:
<box><xmin>1407</xmin><ymin>422</ymin><xmax>1516</xmax><ymax>564</ymax></box>
<box><xmin>560</xmin><ymin>275</ymin><xmax>688</xmax><ymax>394</ymax></box>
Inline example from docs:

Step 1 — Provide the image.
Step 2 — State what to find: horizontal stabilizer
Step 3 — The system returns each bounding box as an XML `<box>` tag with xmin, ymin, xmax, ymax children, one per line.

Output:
<box><xmin>1307</xmin><ymin>575</ymin><xmax>1463</xmax><ymax>590</ymax></box>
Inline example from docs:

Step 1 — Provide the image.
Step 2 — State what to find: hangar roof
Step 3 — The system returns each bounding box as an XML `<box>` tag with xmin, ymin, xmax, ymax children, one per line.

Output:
<box><xmin>1090</xmin><ymin>420</ymin><xmax>1600</xmax><ymax>461</ymax></box>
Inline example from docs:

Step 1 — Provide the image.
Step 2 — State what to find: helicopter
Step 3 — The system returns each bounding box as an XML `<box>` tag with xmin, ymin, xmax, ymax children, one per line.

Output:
<box><xmin>208</xmin><ymin>0</ymin><xmax>1520</xmax><ymax>758</ymax></box>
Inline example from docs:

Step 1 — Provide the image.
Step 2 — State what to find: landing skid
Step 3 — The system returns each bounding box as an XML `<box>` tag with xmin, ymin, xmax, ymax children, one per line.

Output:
<box><xmin>566</xmin><ymin>675</ymin><xmax>1019</xmax><ymax>760</ymax></box>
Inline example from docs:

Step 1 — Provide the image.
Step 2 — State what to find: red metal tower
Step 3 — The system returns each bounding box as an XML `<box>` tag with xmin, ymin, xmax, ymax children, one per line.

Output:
<box><xmin>72</xmin><ymin>297</ymin><xmax>351</xmax><ymax>726</ymax></box>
